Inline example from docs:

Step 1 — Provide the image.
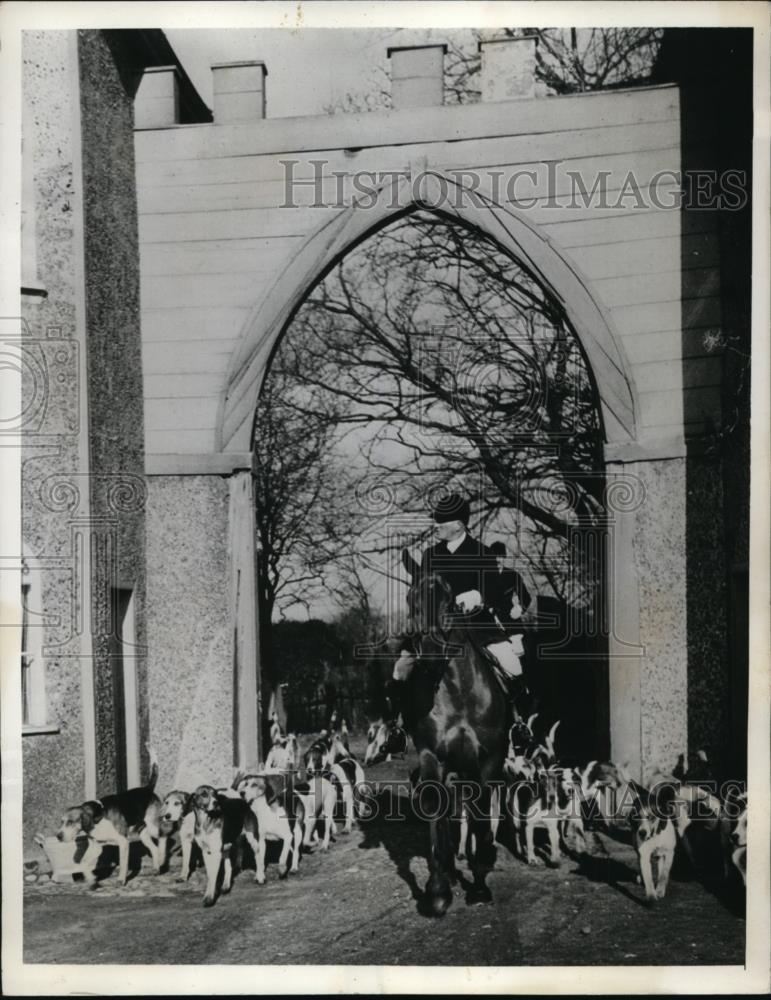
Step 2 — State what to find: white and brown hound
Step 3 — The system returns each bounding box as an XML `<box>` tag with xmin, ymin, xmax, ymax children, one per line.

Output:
<box><xmin>720</xmin><ymin>786</ymin><xmax>747</xmax><ymax>887</ymax></box>
<box><xmin>190</xmin><ymin>784</ymin><xmax>261</xmax><ymax>906</ymax></box>
<box><xmin>293</xmin><ymin>774</ymin><xmax>338</xmax><ymax>850</ymax></box>
<box><xmin>56</xmin><ymin>748</ymin><xmax>163</xmax><ymax>887</ymax></box>
<box><xmin>265</xmin><ymin>733</ymin><xmax>299</xmax><ymax>773</ymax></box>
<box><xmin>619</xmin><ymin>767</ymin><xmax>678</xmax><ymax>904</ymax></box>
<box><xmin>235</xmin><ymin>772</ymin><xmax>305</xmax><ymax>882</ymax></box>
<box><xmin>306</xmin><ymin>735</ymin><xmax>372</xmax><ymax>828</ymax></box>
<box><xmin>364</xmin><ymin>720</ymin><xmax>408</xmax><ymax>766</ymax></box>
<box><xmin>159</xmin><ymin>790</ymin><xmax>196</xmax><ymax>880</ymax></box>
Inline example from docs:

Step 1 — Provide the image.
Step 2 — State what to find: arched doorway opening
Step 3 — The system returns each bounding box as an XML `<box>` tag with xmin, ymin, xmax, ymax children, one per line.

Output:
<box><xmin>252</xmin><ymin>205</ymin><xmax>613</xmax><ymax>761</ymax></box>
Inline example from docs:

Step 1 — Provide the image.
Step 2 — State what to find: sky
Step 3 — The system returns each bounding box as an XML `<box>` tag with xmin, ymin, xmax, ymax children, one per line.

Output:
<box><xmin>165</xmin><ymin>27</ymin><xmax>471</xmax><ymax>119</ymax></box>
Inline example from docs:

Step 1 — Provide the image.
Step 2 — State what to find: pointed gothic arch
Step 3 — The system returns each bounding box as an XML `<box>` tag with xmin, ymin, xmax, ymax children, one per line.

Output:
<box><xmin>217</xmin><ymin>170</ymin><xmax>639</xmax><ymax>454</ymax></box>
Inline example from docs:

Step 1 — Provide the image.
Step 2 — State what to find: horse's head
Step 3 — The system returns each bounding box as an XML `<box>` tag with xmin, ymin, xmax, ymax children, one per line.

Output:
<box><xmin>402</xmin><ymin>548</ymin><xmax>454</xmax><ymax>637</ymax></box>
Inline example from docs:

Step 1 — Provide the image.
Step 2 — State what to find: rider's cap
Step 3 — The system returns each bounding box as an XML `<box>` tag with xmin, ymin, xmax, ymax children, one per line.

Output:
<box><xmin>489</xmin><ymin>541</ymin><xmax>507</xmax><ymax>557</ymax></box>
<box><xmin>432</xmin><ymin>493</ymin><xmax>470</xmax><ymax>525</ymax></box>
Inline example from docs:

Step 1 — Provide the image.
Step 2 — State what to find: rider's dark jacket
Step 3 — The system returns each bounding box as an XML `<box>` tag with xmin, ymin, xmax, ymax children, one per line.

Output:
<box><xmin>420</xmin><ymin>534</ymin><xmax>532</xmax><ymax>646</ymax></box>
<box><xmin>420</xmin><ymin>534</ymin><xmax>498</xmax><ymax>643</ymax></box>
<box><xmin>420</xmin><ymin>533</ymin><xmax>497</xmax><ymax>604</ymax></box>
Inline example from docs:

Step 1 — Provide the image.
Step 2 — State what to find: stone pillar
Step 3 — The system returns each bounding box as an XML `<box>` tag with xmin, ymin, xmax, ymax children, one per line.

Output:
<box><xmin>605</xmin><ymin>458</ymin><xmax>690</xmax><ymax>778</ymax></box>
<box><xmin>228</xmin><ymin>465</ymin><xmax>261</xmax><ymax>768</ymax></box>
<box><xmin>145</xmin><ymin>474</ymin><xmax>233</xmax><ymax>791</ymax></box>
<box><xmin>387</xmin><ymin>45</ymin><xmax>446</xmax><ymax>108</ymax></box>
<box><xmin>145</xmin><ymin>456</ymin><xmax>264</xmax><ymax>789</ymax></box>
<box><xmin>212</xmin><ymin>61</ymin><xmax>267</xmax><ymax>124</ymax></box>
<box><xmin>479</xmin><ymin>36</ymin><xmax>538</xmax><ymax>102</ymax></box>
<box><xmin>605</xmin><ymin>465</ymin><xmax>644</xmax><ymax>778</ymax></box>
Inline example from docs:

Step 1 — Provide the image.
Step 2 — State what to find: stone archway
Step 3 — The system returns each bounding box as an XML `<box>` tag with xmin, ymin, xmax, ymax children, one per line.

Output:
<box><xmin>218</xmin><ymin>171</ymin><xmax>639</xmax><ymax>455</ymax></box>
<box><xmin>221</xmin><ymin>169</ymin><xmax>645</xmax><ymax>770</ymax></box>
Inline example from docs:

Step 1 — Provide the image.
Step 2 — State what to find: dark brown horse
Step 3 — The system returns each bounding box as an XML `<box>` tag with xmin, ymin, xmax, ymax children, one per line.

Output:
<box><xmin>396</xmin><ymin>548</ymin><xmax>510</xmax><ymax>916</ymax></box>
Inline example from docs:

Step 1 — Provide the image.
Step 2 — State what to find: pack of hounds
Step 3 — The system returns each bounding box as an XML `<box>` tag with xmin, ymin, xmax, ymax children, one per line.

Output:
<box><xmin>50</xmin><ymin>713</ymin><xmax>747</xmax><ymax>909</ymax></box>
<box><xmin>52</xmin><ymin>716</ymin><xmax>369</xmax><ymax>908</ymax></box>
<box><xmin>495</xmin><ymin>714</ymin><xmax>748</xmax><ymax>905</ymax></box>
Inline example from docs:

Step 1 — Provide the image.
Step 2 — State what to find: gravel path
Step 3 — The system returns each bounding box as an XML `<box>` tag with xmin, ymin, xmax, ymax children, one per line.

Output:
<box><xmin>23</xmin><ymin>741</ymin><xmax>745</xmax><ymax>967</ymax></box>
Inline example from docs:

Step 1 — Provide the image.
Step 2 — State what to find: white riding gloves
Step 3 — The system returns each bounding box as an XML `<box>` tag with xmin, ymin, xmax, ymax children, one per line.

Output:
<box><xmin>455</xmin><ymin>589</ymin><xmax>483</xmax><ymax>612</ymax></box>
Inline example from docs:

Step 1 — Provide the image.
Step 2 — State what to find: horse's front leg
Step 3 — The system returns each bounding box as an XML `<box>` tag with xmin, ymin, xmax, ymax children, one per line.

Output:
<box><xmin>416</xmin><ymin>749</ymin><xmax>453</xmax><ymax>917</ymax></box>
<box><xmin>467</xmin><ymin>783</ymin><xmax>495</xmax><ymax>903</ymax></box>
<box><xmin>427</xmin><ymin>813</ymin><xmax>454</xmax><ymax>917</ymax></box>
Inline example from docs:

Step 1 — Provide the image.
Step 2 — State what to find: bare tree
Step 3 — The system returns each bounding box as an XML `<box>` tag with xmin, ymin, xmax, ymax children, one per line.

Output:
<box><xmin>531</xmin><ymin>28</ymin><xmax>664</xmax><ymax>94</ymax></box>
<box><xmin>253</xmin><ymin>366</ymin><xmax>358</xmax><ymax>624</ymax></box>
<box><xmin>269</xmin><ymin>210</ymin><xmax>605</xmax><ymax>607</ymax></box>
<box><xmin>323</xmin><ymin>27</ymin><xmax>664</xmax><ymax>110</ymax></box>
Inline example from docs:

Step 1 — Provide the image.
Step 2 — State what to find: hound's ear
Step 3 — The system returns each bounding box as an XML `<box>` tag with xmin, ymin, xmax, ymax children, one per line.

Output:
<box><xmin>80</xmin><ymin>803</ymin><xmax>96</xmax><ymax>833</ymax></box>
<box><xmin>402</xmin><ymin>548</ymin><xmax>419</xmax><ymax>578</ymax></box>
<box><xmin>182</xmin><ymin>793</ymin><xmax>193</xmax><ymax>814</ymax></box>
<box><xmin>262</xmin><ymin>778</ymin><xmax>278</xmax><ymax>806</ymax></box>
<box><xmin>73</xmin><ymin>835</ymin><xmax>90</xmax><ymax>865</ymax></box>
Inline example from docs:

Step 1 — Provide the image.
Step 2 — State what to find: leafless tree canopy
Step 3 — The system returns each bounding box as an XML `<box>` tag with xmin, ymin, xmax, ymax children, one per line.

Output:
<box><xmin>255</xmin><ymin>211</ymin><xmax>605</xmax><ymax>618</ymax></box>
<box><xmin>253</xmin><ymin>370</ymin><xmax>359</xmax><ymax>621</ymax></box>
<box><xmin>326</xmin><ymin>27</ymin><xmax>664</xmax><ymax>112</ymax></box>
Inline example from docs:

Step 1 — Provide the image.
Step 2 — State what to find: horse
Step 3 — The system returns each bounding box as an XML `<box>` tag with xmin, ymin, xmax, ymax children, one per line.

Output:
<box><xmin>397</xmin><ymin>547</ymin><xmax>510</xmax><ymax>916</ymax></box>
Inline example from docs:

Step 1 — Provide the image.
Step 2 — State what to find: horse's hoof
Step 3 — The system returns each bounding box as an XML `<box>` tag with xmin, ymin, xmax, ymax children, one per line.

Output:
<box><xmin>429</xmin><ymin>892</ymin><xmax>452</xmax><ymax>918</ymax></box>
<box><xmin>466</xmin><ymin>885</ymin><xmax>493</xmax><ymax>905</ymax></box>
<box><xmin>426</xmin><ymin>874</ymin><xmax>453</xmax><ymax>917</ymax></box>
<box><xmin>203</xmin><ymin>895</ymin><xmax>215</xmax><ymax>908</ymax></box>
<box><xmin>255</xmin><ymin>875</ymin><xmax>266</xmax><ymax>885</ymax></box>
<box><xmin>546</xmin><ymin>857</ymin><xmax>562</xmax><ymax>869</ymax></box>
<box><xmin>527</xmin><ymin>857</ymin><xmax>540</xmax><ymax>867</ymax></box>
<box><xmin>278</xmin><ymin>867</ymin><xmax>288</xmax><ymax>880</ymax></box>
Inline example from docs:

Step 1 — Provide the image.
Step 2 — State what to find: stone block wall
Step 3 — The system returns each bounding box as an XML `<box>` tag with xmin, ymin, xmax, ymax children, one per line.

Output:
<box><xmin>21</xmin><ymin>29</ymin><xmax>150</xmax><ymax>853</ymax></box>
<box><xmin>145</xmin><ymin>474</ymin><xmax>234</xmax><ymax>791</ymax></box>
<box><xmin>78</xmin><ymin>29</ymin><xmax>149</xmax><ymax>795</ymax></box>
<box><xmin>21</xmin><ymin>29</ymin><xmax>90</xmax><ymax>853</ymax></box>
<box><xmin>633</xmin><ymin>458</ymin><xmax>689</xmax><ymax>770</ymax></box>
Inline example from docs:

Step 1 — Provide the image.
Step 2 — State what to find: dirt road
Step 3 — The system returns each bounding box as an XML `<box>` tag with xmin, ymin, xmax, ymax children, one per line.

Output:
<box><xmin>23</xmin><ymin>743</ymin><xmax>745</xmax><ymax>967</ymax></box>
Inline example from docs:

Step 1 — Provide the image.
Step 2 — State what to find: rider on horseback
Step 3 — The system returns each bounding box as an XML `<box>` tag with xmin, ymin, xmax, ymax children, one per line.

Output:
<box><xmin>389</xmin><ymin>493</ymin><xmax>533</xmax><ymax>721</ymax></box>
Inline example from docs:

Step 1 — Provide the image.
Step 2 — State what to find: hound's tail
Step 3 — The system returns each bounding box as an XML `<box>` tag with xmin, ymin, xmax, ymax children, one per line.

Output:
<box><xmin>544</xmin><ymin>720</ymin><xmax>561</xmax><ymax>762</ymax></box>
<box><xmin>145</xmin><ymin>743</ymin><xmax>159</xmax><ymax>791</ymax></box>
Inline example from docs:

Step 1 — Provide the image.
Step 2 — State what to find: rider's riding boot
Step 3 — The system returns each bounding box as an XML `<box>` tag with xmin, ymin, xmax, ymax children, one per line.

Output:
<box><xmin>508</xmin><ymin>674</ymin><xmax>531</xmax><ymax>721</ymax></box>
